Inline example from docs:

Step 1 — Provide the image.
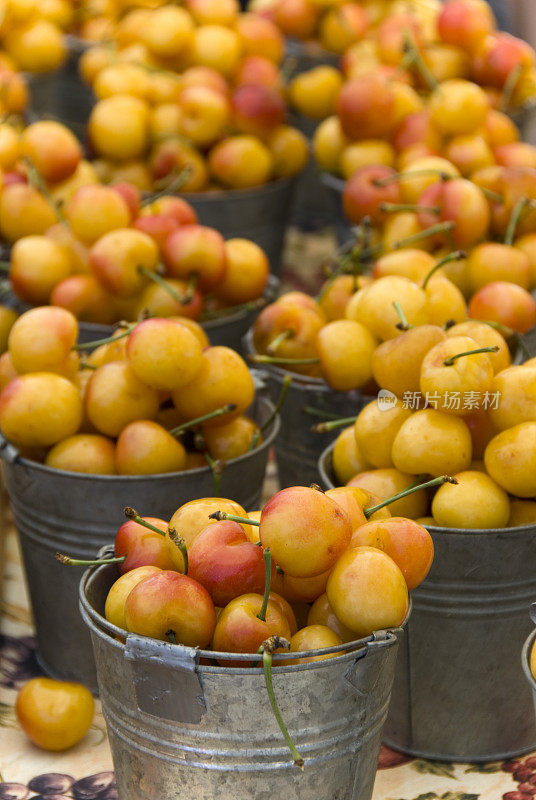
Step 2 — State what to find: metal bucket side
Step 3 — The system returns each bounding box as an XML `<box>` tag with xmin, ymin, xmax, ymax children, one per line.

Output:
<box><xmin>244</xmin><ymin>330</ymin><xmax>372</xmax><ymax>489</ymax></box>
<box><xmin>77</xmin><ymin>274</ymin><xmax>280</xmax><ymax>353</ymax></box>
<box><xmin>320</xmin><ymin>172</ymin><xmax>353</xmax><ymax>247</ymax></box>
<box><xmin>80</xmin><ymin>562</ymin><xmax>404</xmax><ymax>800</ymax></box>
<box><xmin>1</xmin><ymin>396</ymin><xmax>278</xmax><ymax>691</ymax></box>
<box><xmin>180</xmin><ymin>178</ymin><xmax>298</xmax><ymax>275</ymax></box>
<box><xmin>25</xmin><ymin>37</ymin><xmax>95</xmax><ymax>139</ymax></box>
<box><xmin>320</xmin><ymin>439</ymin><xmax>536</xmax><ymax>761</ymax></box>
<box><xmin>287</xmin><ymin>111</ymin><xmax>336</xmax><ymax>230</ymax></box>
<box><xmin>522</xmin><ymin>628</ymin><xmax>536</xmax><ymax>722</ymax></box>
<box><xmin>284</xmin><ymin>37</ymin><xmax>341</xmax><ymax>74</ymax></box>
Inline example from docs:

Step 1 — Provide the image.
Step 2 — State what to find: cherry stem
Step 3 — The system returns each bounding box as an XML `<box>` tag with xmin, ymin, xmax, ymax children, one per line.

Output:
<box><xmin>402</xmin><ymin>29</ymin><xmax>439</xmax><ymax>90</ymax></box>
<box><xmin>257</xmin><ymin>548</ymin><xmax>272</xmax><ymax>622</ymax></box>
<box><xmin>200</xmin><ymin>298</ymin><xmax>265</xmax><ymax>321</ymax></box>
<box><xmin>443</xmin><ymin>345</ymin><xmax>500</xmax><ymax>366</ymax></box>
<box><xmin>169</xmin><ymin>404</ymin><xmax>237</xmax><ymax>436</ymax></box>
<box><xmin>259</xmin><ymin>638</ymin><xmax>304</xmax><ymax>769</ymax></box>
<box><xmin>480</xmin><ymin>186</ymin><xmax>504</xmax><ymax>204</ymax></box>
<box><xmin>23</xmin><ymin>156</ymin><xmax>68</xmax><ymax>226</ymax></box>
<box><xmin>379</xmin><ymin>203</ymin><xmax>440</xmax><ymax>215</ymax></box>
<box><xmin>80</xmin><ymin>360</ymin><xmax>97</xmax><ymax>370</ymax></box>
<box><xmin>168</xmin><ymin>526</ymin><xmax>188</xmax><ymax>575</ymax></box>
<box><xmin>267</xmin><ymin>329</ymin><xmax>294</xmax><ymax>355</ymax></box>
<box><xmin>250</xmin><ymin>355</ymin><xmax>320</xmax><ymax>366</ymax></box>
<box><xmin>56</xmin><ymin>552</ymin><xmax>126</xmax><ymax>566</ymax></box>
<box><xmin>312</xmin><ymin>415</ymin><xmax>357</xmax><ymax>434</ymax></box>
<box><xmin>301</xmin><ymin>406</ymin><xmax>341</xmax><ymax>420</ymax></box>
<box><xmin>388</xmin><ymin>221</ymin><xmax>455</xmax><ymax>252</ymax></box>
<box><xmin>500</xmin><ymin>63</ymin><xmax>524</xmax><ymax>112</ymax></box>
<box><xmin>373</xmin><ymin>169</ymin><xmax>451</xmax><ymax>188</ymax></box>
<box><xmin>137</xmin><ymin>266</ymin><xmax>194</xmax><ymax>305</ymax></box>
<box><xmin>73</xmin><ymin>324</ymin><xmax>135</xmax><ymax>351</ymax></box>
<box><xmin>261</xmin><ymin>374</ymin><xmax>292</xmax><ymax>433</ymax></box>
<box><xmin>167</xmin><ymin>630</ymin><xmax>177</xmax><ymax>645</ymax></box>
<box><xmin>124</xmin><ymin>507</ymin><xmax>166</xmax><ymax>535</ymax></box>
<box><xmin>141</xmin><ymin>165</ymin><xmax>193</xmax><ymax>207</ymax></box>
<box><xmin>209</xmin><ymin>511</ymin><xmax>259</xmax><ymax>526</ymax></box>
<box><xmin>393</xmin><ymin>301</ymin><xmax>411</xmax><ymax>331</ymax></box>
<box><xmin>504</xmin><ymin>196</ymin><xmax>534</xmax><ymax>246</ymax></box>
<box><xmin>204</xmin><ymin>452</ymin><xmax>224</xmax><ymax>495</ymax></box>
<box><xmin>364</xmin><ymin>475</ymin><xmax>458</xmax><ymax>518</ymax></box>
<box><xmin>422</xmin><ymin>250</ymin><xmax>466</xmax><ymax>290</ymax></box>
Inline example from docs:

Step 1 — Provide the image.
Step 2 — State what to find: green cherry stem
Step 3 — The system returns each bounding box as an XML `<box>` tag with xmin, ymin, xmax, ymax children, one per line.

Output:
<box><xmin>393</xmin><ymin>301</ymin><xmax>412</xmax><ymax>331</ymax></box>
<box><xmin>267</xmin><ymin>329</ymin><xmax>294</xmax><ymax>355</ymax></box>
<box><xmin>250</xmin><ymin>354</ymin><xmax>320</xmax><ymax>366</ymax></box>
<box><xmin>72</xmin><ymin>324</ymin><xmax>135</xmax><ymax>351</ymax></box>
<box><xmin>443</xmin><ymin>345</ymin><xmax>500</xmax><ymax>366</ymax></box>
<box><xmin>124</xmin><ymin>507</ymin><xmax>166</xmax><ymax>535</ymax></box>
<box><xmin>168</xmin><ymin>404</ymin><xmax>237</xmax><ymax>436</ymax></box>
<box><xmin>261</xmin><ymin>374</ymin><xmax>292</xmax><ymax>434</ymax></box>
<box><xmin>421</xmin><ymin>249</ymin><xmax>466</xmax><ymax>290</ymax></box>
<box><xmin>137</xmin><ymin>266</ymin><xmax>194</xmax><ymax>305</ymax></box>
<box><xmin>256</xmin><ymin>547</ymin><xmax>272</xmax><ymax>622</ymax></box>
<box><xmin>166</xmin><ymin>630</ymin><xmax>177</xmax><ymax>645</ymax></box>
<box><xmin>504</xmin><ymin>196</ymin><xmax>534</xmax><ymax>246</ymax></box>
<box><xmin>301</xmin><ymin>406</ymin><xmax>341</xmax><ymax>420</ymax></box>
<box><xmin>209</xmin><ymin>511</ymin><xmax>259</xmax><ymax>526</ymax></box>
<box><xmin>311</xmin><ymin>415</ymin><xmax>357</xmax><ymax>434</ymax></box>
<box><xmin>168</xmin><ymin>526</ymin><xmax>188</xmax><ymax>575</ymax></box>
<box><xmin>56</xmin><ymin>552</ymin><xmax>126</xmax><ymax>566</ymax></box>
<box><xmin>379</xmin><ymin>202</ymin><xmax>440</xmax><ymax>215</ymax></box>
<box><xmin>479</xmin><ymin>186</ymin><xmax>504</xmax><ymax>204</ymax></box>
<box><xmin>389</xmin><ymin>221</ymin><xmax>455</xmax><ymax>251</ymax></box>
<box><xmin>402</xmin><ymin>29</ymin><xmax>439</xmax><ymax>91</ymax></box>
<box><xmin>373</xmin><ymin>168</ymin><xmax>451</xmax><ymax>188</ymax></box>
<box><xmin>500</xmin><ymin>63</ymin><xmax>524</xmax><ymax>112</ymax></box>
<box><xmin>23</xmin><ymin>156</ymin><xmax>68</xmax><ymax>225</ymax></box>
<box><xmin>364</xmin><ymin>475</ymin><xmax>458</xmax><ymax>519</ymax></box>
<box><xmin>141</xmin><ymin>165</ymin><xmax>193</xmax><ymax>207</ymax></box>
<box><xmin>259</xmin><ymin>637</ymin><xmax>304</xmax><ymax>770</ymax></box>
<box><xmin>200</xmin><ymin>298</ymin><xmax>265</xmax><ymax>321</ymax></box>
<box><xmin>204</xmin><ymin>452</ymin><xmax>224</xmax><ymax>495</ymax></box>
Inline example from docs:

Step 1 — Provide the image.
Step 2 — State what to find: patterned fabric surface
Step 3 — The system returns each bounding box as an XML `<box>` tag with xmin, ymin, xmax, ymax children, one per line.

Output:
<box><xmin>0</xmin><ymin>230</ymin><xmax>535</xmax><ymax>798</ymax></box>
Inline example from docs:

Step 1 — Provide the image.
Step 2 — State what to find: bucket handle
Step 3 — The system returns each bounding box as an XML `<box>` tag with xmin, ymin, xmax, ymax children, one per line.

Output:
<box><xmin>345</xmin><ymin>631</ymin><xmax>399</xmax><ymax>695</ymax></box>
<box><xmin>124</xmin><ymin>635</ymin><xmax>206</xmax><ymax>725</ymax></box>
<box><xmin>0</xmin><ymin>435</ymin><xmax>20</xmax><ymax>464</ymax></box>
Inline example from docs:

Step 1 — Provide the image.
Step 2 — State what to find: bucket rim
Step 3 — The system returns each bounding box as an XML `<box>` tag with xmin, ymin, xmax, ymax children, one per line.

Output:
<box><xmin>79</xmin><ymin>561</ymin><xmax>409</xmax><ymax>672</ymax></box>
<box><xmin>318</xmin><ymin>439</ymin><xmax>536</xmax><ymax>536</ymax></box>
<box><xmin>0</xmin><ymin>395</ymin><xmax>279</xmax><ymax>483</ymax></box>
<box><xmin>522</xmin><ymin>627</ymin><xmax>536</xmax><ymax>693</ymax></box>
<box><xmin>176</xmin><ymin>175</ymin><xmax>298</xmax><ymax>203</ymax></box>
<box><xmin>320</xmin><ymin>172</ymin><xmax>345</xmax><ymax>193</ymax></box>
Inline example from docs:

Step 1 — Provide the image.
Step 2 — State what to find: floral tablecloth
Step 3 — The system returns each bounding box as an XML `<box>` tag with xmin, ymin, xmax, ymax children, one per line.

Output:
<box><xmin>1</xmin><ymin>230</ymin><xmax>535</xmax><ymax>799</ymax></box>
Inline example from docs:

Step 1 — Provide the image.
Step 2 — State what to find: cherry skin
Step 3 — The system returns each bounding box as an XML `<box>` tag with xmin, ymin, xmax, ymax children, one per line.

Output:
<box><xmin>431</xmin><ymin>470</ymin><xmax>510</xmax><ymax>528</ymax></box>
<box><xmin>326</xmin><ymin>546</ymin><xmax>409</xmax><ymax>637</ymax></box>
<box><xmin>105</xmin><ymin>566</ymin><xmax>162</xmax><ymax>630</ymax></box>
<box><xmin>288</xmin><ymin>625</ymin><xmax>343</xmax><ymax>665</ymax></box>
<box><xmin>125</xmin><ymin>570</ymin><xmax>216</xmax><ymax>648</ymax></box>
<box><xmin>45</xmin><ymin>434</ymin><xmax>116</xmax><ymax>475</ymax></box>
<box><xmin>16</xmin><ymin>678</ymin><xmax>94</xmax><ymax>752</ymax></box>
<box><xmin>126</xmin><ymin>318</ymin><xmax>202</xmax><ymax>391</ymax></box>
<box><xmin>211</xmin><ymin>593</ymin><xmax>291</xmax><ymax>666</ymax></box>
<box><xmin>115</xmin><ymin>420</ymin><xmax>187</xmax><ymax>475</ymax></box>
<box><xmin>259</xmin><ymin>486</ymin><xmax>352</xmax><ymax>578</ymax></box>
<box><xmin>188</xmin><ymin>520</ymin><xmax>276</xmax><ymax>607</ymax></box>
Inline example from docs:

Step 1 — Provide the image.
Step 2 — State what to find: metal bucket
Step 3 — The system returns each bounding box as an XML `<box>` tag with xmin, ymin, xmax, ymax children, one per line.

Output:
<box><xmin>0</xmin><ymin>395</ymin><xmax>279</xmax><ymax>693</ymax></box>
<box><xmin>288</xmin><ymin>112</ymin><xmax>336</xmax><ymax>231</ymax></box>
<box><xmin>80</xmin><ymin>560</ymin><xmax>405</xmax><ymax>800</ymax></box>
<box><xmin>25</xmin><ymin>36</ymin><xmax>95</xmax><ymax>140</ymax></box>
<box><xmin>522</xmin><ymin>619</ymin><xmax>536</xmax><ymax>720</ymax></box>
<box><xmin>244</xmin><ymin>330</ymin><xmax>372</xmax><ymax>489</ymax></box>
<box><xmin>319</xmin><ymin>440</ymin><xmax>536</xmax><ymax>762</ymax></box>
<box><xmin>320</xmin><ymin>173</ymin><xmax>353</xmax><ymax>247</ymax></box>
<box><xmin>76</xmin><ymin>274</ymin><xmax>279</xmax><ymax>353</ymax></box>
<box><xmin>180</xmin><ymin>178</ymin><xmax>297</xmax><ymax>274</ymax></box>
<box><xmin>285</xmin><ymin>37</ymin><xmax>340</xmax><ymax>74</ymax></box>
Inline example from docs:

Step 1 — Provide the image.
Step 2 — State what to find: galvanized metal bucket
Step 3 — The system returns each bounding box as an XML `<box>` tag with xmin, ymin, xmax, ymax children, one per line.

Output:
<box><xmin>25</xmin><ymin>36</ymin><xmax>95</xmax><ymax>139</ymax></box>
<box><xmin>288</xmin><ymin>112</ymin><xmax>336</xmax><ymax>231</ymax></box>
<box><xmin>80</xmin><ymin>560</ymin><xmax>406</xmax><ymax>800</ymax></box>
<box><xmin>244</xmin><ymin>330</ymin><xmax>372</xmax><ymax>489</ymax></box>
<box><xmin>320</xmin><ymin>440</ymin><xmax>536</xmax><ymax>762</ymax></box>
<box><xmin>76</xmin><ymin>274</ymin><xmax>279</xmax><ymax>353</ymax></box>
<box><xmin>285</xmin><ymin>37</ymin><xmax>340</xmax><ymax>74</ymax></box>
<box><xmin>522</xmin><ymin>614</ymin><xmax>536</xmax><ymax>720</ymax></box>
<box><xmin>180</xmin><ymin>178</ymin><xmax>297</xmax><ymax>274</ymax></box>
<box><xmin>0</xmin><ymin>395</ymin><xmax>279</xmax><ymax>693</ymax></box>
<box><xmin>321</xmin><ymin>172</ymin><xmax>353</xmax><ymax>247</ymax></box>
